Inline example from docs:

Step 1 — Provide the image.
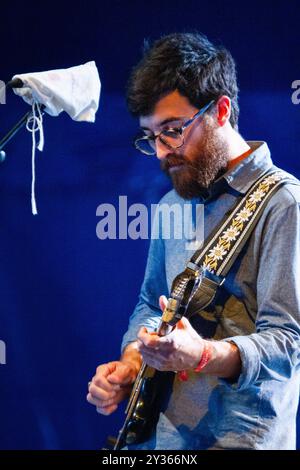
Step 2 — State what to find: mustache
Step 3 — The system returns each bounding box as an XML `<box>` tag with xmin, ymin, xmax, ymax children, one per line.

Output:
<box><xmin>160</xmin><ymin>154</ymin><xmax>202</xmax><ymax>175</ymax></box>
<box><xmin>160</xmin><ymin>155</ymin><xmax>185</xmax><ymax>172</ymax></box>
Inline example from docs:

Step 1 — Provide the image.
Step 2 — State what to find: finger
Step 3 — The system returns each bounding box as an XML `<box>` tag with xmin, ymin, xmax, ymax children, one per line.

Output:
<box><xmin>94</xmin><ymin>363</ymin><xmax>121</xmax><ymax>391</ymax></box>
<box><xmin>87</xmin><ymin>392</ymin><xmax>117</xmax><ymax>409</ymax></box>
<box><xmin>89</xmin><ymin>382</ymin><xmax>117</xmax><ymax>401</ymax></box>
<box><xmin>107</xmin><ymin>370</ymin><xmax>134</xmax><ymax>386</ymax></box>
<box><xmin>139</xmin><ymin>352</ymin><xmax>159</xmax><ymax>368</ymax></box>
<box><xmin>95</xmin><ymin>362</ymin><xmax>130</xmax><ymax>390</ymax></box>
<box><xmin>137</xmin><ymin>327</ymin><xmax>160</xmax><ymax>348</ymax></box>
<box><xmin>141</xmin><ymin>353</ymin><xmax>169</xmax><ymax>371</ymax></box>
<box><xmin>139</xmin><ymin>345</ymin><xmax>172</xmax><ymax>365</ymax></box>
<box><xmin>159</xmin><ymin>295</ymin><xmax>168</xmax><ymax>311</ymax></box>
<box><xmin>107</xmin><ymin>363</ymin><xmax>137</xmax><ymax>386</ymax></box>
<box><xmin>137</xmin><ymin>326</ymin><xmax>148</xmax><ymax>338</ymax></box>
<box><xmin>137</xmin><ymin>327</ymin><xmax>148</xmax><ymax>344</ymax></box>
<box><xmin>92</xmin><ymin>374</ymin><xmax>119</xmax><ymax>393</ymax></box>
<box><xmin>139</xmin><ymin>336</ymin><xmax>174</xmax><ymax>355</ymax></box>
<box><xmin>96</xmin><ymin>362</ymin><xmax>118</xmax><ymax>378</ymax></box>
<box><xmin>96</xmin><ymin>404</ymin><xmax>118</xmax><ymax>416</ymax></box>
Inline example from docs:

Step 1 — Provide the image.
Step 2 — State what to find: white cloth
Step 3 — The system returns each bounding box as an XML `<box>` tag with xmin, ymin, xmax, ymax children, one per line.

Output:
<box><xmin>12</xmin><ymin>61</ymin><xmax>101</xmax><ymax>122</ymax></box>
<box><xmin>11</xmin><ymin>61</ymin><xmax>101</xmax><ymax>214</ymax></box>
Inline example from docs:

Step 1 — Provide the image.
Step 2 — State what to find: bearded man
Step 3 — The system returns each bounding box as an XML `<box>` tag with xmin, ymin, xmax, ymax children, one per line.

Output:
<box><xmin>87</xmin><ymin>33</ymin><xmax>300</xmax><ymax>450</ymax></box>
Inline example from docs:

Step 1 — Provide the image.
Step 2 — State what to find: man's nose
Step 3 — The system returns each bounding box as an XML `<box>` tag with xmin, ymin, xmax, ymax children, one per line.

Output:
<box><xmin>155</xmin><ymin>139</ymin><xmax>172</xmax><ymax>160</ymax></box>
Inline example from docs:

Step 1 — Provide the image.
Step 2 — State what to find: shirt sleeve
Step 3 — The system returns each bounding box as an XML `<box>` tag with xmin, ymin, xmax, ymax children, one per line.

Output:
<box><xmin>222</xmin><ymin>196</ymin><xmax>300</xmax><ymax>391</ymax></box>
<box><xmin>120</xmin><ymin>209</ymin><xmax>169</xmax><ymax>354</ymax></box>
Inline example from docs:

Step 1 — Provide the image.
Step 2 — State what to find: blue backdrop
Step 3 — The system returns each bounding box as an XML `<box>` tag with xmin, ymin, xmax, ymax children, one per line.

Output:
<box><xmin>0</xmin><ymin>0</ymin><xmax>299</xmax><ymax>449</ymax></box>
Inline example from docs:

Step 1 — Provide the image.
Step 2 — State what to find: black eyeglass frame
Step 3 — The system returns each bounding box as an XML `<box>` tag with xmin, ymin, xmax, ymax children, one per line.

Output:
<box><xmin>134</xmin><ymin>99</ymin><xmax>215</xmax><ymax>156</ymax></box>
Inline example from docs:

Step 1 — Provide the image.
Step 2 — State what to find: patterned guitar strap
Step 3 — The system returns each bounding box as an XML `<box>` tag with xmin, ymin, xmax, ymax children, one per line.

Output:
<box><xmin>180</xmin><ymin>169</ymin><xmax>299</xmax><ymax>315</ymax></box>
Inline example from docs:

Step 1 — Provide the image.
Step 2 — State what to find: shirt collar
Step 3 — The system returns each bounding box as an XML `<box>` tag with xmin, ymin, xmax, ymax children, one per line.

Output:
<box><xmin>201</xmin><ymin>141</ymin><xmax>273</xmax><ymax>201</ymax></box>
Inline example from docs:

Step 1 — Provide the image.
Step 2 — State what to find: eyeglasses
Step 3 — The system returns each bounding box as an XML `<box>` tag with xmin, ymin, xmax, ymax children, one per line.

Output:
<box><xmin>134</xmin><ymin>99</ymin><xmax>215</xmax><ymax>156</ymax></box>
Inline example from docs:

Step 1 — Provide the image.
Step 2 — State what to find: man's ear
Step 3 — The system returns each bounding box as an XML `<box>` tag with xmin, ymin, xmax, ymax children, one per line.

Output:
<box><xmin>216</xmin><ymin>96</ymin><xmax>231</xmax><ymax>127</ymax></box>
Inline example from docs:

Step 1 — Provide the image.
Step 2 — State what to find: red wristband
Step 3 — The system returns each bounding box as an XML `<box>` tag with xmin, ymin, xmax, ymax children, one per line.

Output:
<box><xmin>194</xmin><ymin>341</ymin><xmax>213</xmax><ymax>372</ymax></box>
<box><xmin>177</xmin><ymin>341</ymin><xmax>213</xmax><ymax>382</ymax></box>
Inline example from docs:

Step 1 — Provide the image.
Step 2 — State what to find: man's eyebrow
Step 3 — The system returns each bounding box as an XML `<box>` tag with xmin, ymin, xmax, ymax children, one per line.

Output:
<box><xmin>140</xmin><ymin>116</ymin><xmax>187</xmax><ymax>131</ymax></box>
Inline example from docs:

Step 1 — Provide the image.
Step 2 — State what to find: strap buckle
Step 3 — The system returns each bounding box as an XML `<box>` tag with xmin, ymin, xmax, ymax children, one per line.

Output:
<box><xmin>186</xmin><ymin>261</ymin><xmax>203</xmax><ymax>275</ymax></box>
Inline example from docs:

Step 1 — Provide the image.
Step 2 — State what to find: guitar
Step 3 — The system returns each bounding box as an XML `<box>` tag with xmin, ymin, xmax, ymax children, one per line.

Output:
<box><xmin>113</xmin><ymin>263</ymin><xmax>204</xmax><ymax>450</ymax></box>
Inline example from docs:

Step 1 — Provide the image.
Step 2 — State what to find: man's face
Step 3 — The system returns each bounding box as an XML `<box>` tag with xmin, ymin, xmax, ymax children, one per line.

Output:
<box><xmin>139</xmin><ymin>90</ymin><xmax>230</xmax><ymax>199</ymax></box>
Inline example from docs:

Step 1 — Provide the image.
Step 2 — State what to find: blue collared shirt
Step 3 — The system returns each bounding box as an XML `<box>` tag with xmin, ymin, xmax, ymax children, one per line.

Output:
<box><xmin>121</xmin><ymin>142</ymin><xmax>300</xmax><ymax>450</ymax></box>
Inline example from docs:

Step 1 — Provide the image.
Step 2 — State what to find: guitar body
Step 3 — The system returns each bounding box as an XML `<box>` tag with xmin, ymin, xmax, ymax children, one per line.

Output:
<box><xmin>121</xmin><ymin>367</ymin><xmax>175</xmax><ymax>447</ymax></box>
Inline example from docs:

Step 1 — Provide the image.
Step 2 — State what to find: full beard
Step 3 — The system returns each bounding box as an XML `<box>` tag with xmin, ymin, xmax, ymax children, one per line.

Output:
<box><xmin>161</xmin><ymin>127</ymin><xmax>230</xmax><ymax>200</ymax></box>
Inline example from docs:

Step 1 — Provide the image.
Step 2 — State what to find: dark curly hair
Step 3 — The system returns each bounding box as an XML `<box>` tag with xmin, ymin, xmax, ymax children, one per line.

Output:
<box><xmin>127</xmin><ymin>32</ymin><xmax>239</xmax><ymax>129</ymax></box>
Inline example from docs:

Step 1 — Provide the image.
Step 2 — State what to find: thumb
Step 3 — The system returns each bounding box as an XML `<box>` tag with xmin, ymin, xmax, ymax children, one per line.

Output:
<box><xmin>159</xmin><ymin>295</ymin><xmax>168</xmax><ymax>312</ymax></box>
<box><xmin>108</xmin><ymin>363</ymin><xmax>133</xmax><ymax>385</ymax></box>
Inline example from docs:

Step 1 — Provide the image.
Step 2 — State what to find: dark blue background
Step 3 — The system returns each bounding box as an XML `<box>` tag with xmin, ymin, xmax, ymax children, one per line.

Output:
<box><xmin>0</xmin><ymin>0</ymin><xmax>299</xmax><ymax>449</ymax></box>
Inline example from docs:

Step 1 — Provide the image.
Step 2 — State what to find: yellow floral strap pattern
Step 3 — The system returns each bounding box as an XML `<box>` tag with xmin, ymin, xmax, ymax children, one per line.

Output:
<box><xmin>190</xmin><ymin>170</ymin><xmax>296</xmax><ymax>276</ymax></box>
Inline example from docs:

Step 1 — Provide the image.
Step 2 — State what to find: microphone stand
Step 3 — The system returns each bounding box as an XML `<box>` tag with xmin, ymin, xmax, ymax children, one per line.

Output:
<box><xmin>0</xmin><ymin>79</ymin><xmax>43</xmax><ymax>163</ymax></box>
<box><xmin>0</xmin><ymin>109</ymin><xmax>32</xmax><ymax>162</ymax></box>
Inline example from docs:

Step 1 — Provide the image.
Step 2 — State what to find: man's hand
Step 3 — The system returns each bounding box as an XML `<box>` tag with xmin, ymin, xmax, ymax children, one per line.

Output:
<box><xmin>137</xmin><ymin>295</ymin><xmax>204</xmax><ymax>372</ymax></box>
<box><xmin>87</xmin><ymin>359</ymin><xmax>139</xmax><ymax>416</ymax></box>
